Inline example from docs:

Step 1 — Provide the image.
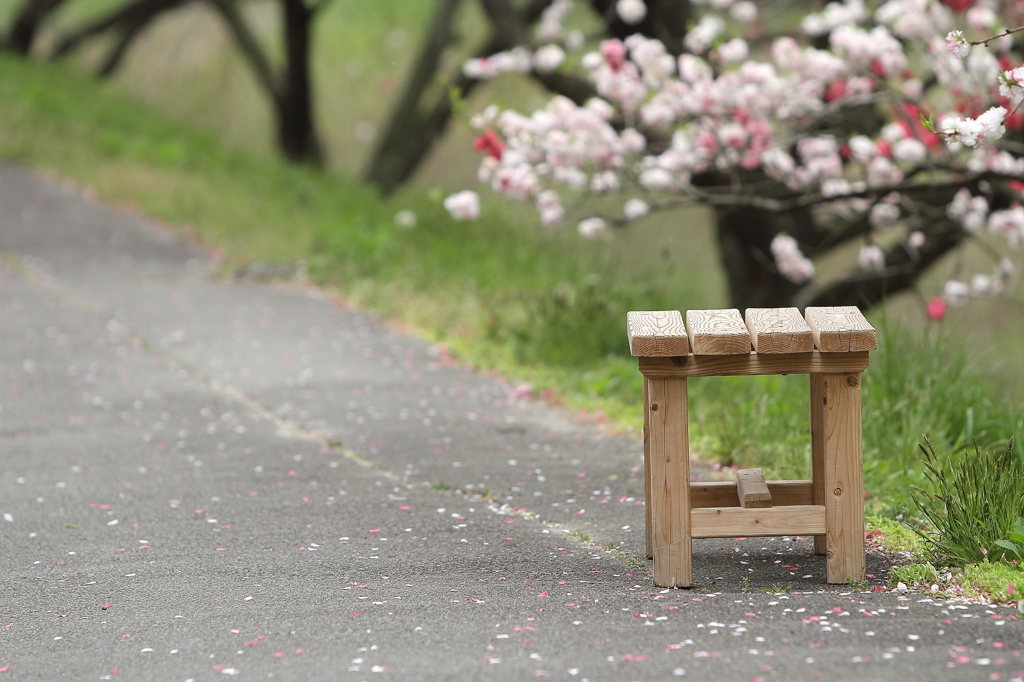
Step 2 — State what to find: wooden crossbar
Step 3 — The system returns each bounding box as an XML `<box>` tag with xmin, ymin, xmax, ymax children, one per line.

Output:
<box><xmin>691</xmin><ymin>505</ymin><xmax>826</xmax><ymax>538</ymax></box>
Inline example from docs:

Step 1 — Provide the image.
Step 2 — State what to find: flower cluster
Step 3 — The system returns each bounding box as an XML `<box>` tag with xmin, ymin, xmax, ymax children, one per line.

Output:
<box><xmin>445</xmin><ymin>0</ymin><xmax>1024</xmax><ymax>312</ymax></box>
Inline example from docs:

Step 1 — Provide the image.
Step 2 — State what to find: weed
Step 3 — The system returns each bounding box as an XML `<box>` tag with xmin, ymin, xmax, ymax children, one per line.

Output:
<box><xmin>569</xmin><ymin>530</ymin><xmax>593</xmax><ymax>544</ymax></box>
<box><xmin>845</xmin><ymin>577</ymin><xmax>870</xmax><ymax>591</ymax></box>
<box><xmin>431</xmin><ymin>482</ymin><xmax>452</xmax><ymax>491</ymax></box>
<box><xmin>763</xmin><ymin>583</ymin><xmax>792</xmax><ymax>594</ymax></box>
<box><xmin>912</xmin><ymin>437</ymin><xmax>1023</xmax><ymax>564</ymax></box>
<box><xmin>994</xmin><ymin>517</ymin><xmax>1024</xmax><ymax>562</ymax></box>
<box><xmin>889</xmin><ymin>563</ymin><xmax>940</xmax><ymax>587</ymax></box>
<box><xmin>866</xmin><ymin>515</ymin><xmax>927</xmax><ymax>556</ymax></box>
<box><xmin>962</xmin><ymin>561</ymin><xmax>1024</xmax><ymax>604</ymax></box>
<box><xmin>740</xmin><ymin>576</ymin><xmax>750</xmax><ymax>592</ymax></box>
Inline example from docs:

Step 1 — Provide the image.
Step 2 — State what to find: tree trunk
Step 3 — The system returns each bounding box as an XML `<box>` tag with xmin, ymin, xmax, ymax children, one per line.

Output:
<box><xmin>713</xmin><ymin>204</ymin><xmax>809</xmax><ymax>309</ymax></box>
<box><xmin>277</xmin><ymin>0</ymin><xmax>322</xmax><ymax>166</ymax></box>
<box><xmin>363</xmin><ymin>0</ymin><xmax>464</xmax><ymax>194</ymax></box>
<box><xmin>5</xmin><ymin>0</ymin><xmax>68</xmax><ymax>55</ymax></box>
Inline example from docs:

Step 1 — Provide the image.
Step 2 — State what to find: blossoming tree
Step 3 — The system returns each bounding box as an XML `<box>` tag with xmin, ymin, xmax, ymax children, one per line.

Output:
<box><xmin>448</xmin><ymin>0</ymin><xmax>1022</xmax><ymax>312</ymax></box>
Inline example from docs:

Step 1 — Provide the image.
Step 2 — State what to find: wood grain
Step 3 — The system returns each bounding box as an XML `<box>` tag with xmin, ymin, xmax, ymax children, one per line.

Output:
<box><xmin>804</xmin><ymin>306</ymin><xmax>877</xmax><ymax>352</ymax></box>
<box><xmin>691</xmin><ymin>505</ymin><xmax>826</xmax><ymax>538</ymax></box>
<box><xmin>736</xmin><ymin>468</ymin><xmax>772</xmax><ymax>508</ymax></box>
<box><xmin>639</xmin><ymin>351</ymin><xmax>870</xmax><ymax>378</ymax></box>
<box><xmin>627</xmin><ymin>310</ymin><xmax>690</xmax><ymax>357</ymax></box>
<box><xmin>648</xmin><ymin>377</ymin><xmax>692</xmax><ymax>588</ymax></box>
<box><xmin>685</xmin><ymin>309</ymin><xmax>752</xmax><ymax>355</ymax></box>
<box><xmin>745</xmin><ymin>307</ymin><xmax>814</xmax><ymax>353</ymax></box>
<box><xmin>810</xmin><ymin>373</ymin><xmax>827</xmax><ymax>557</ymax></box>
<box><xmin>810</xmin><ymin>372</ymin><xmax>866</xmax><ymax>583</ymax></box>
<box><xmin>643</xmin><ymin>376</ymin><xmax>652</xmax><ymax>560</ymax></box>
<box><xmin>690</xmin><ymin>480</ymin><xmax>813</xmax><ymax>508</ymax></box>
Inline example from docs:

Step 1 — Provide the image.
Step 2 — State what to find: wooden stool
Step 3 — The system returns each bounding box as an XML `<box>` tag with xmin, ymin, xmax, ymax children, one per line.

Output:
<box><xmin>626</xmin><ymin>307</ymin><xmax>876</xmax><ymax>588</ymax></box>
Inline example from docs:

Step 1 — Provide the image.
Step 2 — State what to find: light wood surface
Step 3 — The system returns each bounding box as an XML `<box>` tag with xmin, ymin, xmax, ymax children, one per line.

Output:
<box><xmin>639</xmin><ymin>351</ymin><xmax>869</xmax><ymax>378</ymax></box>
<box><xmin>736</xmin><ymin>468</ymin><xmax>772</xmax><ymax>508</ymax></box>
<box><xmin>648</xmin><ymin>377</ymin><xmax>692</xmax><ymax>588</ymax></box>
<box><xmin>691</xmin><ymin>505</ymin><xmax>826</xmax><ymax>538</ymax></box>
<box><xmin>643</xmin><ymin>377</ymin><xmax>652</xmax><ymax>560</ymax></box>
<box><xmin>810</xmin><ymin>373</ymin><xmax>828</xmax><ymax>557</ymax></box>
<box><xmin>627</xmin><ymin>310</ymin><xmax>690</xmax><ymax>357</ymax></box>
<box><xmin>810</xmin><ymin>372</ymin><xmax>866</xmax><ymax>583</ymax></box>
<box><xmin>745</xmin><ymin>307</ymin><xmax>814</xmax><ymax>353</ymax></box>
<box><xmin>690</xmin><ymin>480</ymin><xmax>813</xmax><ymax>508</ymax></box>
<box><xmin>685</xmin><ymin>309</ymin><xmax>752</xmax><ymax>355</ymax></box>
<box><xmin>804</xmin><ymin>307</ymin><xmax>877</xmax><ymax>352</ymax></box>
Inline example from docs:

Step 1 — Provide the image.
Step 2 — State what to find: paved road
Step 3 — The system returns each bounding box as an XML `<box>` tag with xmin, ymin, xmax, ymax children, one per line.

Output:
<box><xmin>1</xmin><ymin>163</ymin><xmax>1020</xmax><ymax>681</ymax></box>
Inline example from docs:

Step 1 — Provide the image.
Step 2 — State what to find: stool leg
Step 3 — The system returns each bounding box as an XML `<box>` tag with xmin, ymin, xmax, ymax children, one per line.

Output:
<box><xmin>643</xmin><ymin>376</ymin><xmax>653</xmax><ymax>560</ymax></box>
<box><xmin>647</xmin><ymin>376</ymin><xmax>692</xmax><ymax>588</ymax></box>
<box><xmin>810</xmin><ymin>374</ymin><xmax>827</xmax><ymax>556</ymax></box>
<box><xmin>811</xmin><ymin>373</ymin><xmax>865</xmax><ymax>584</ymax></box>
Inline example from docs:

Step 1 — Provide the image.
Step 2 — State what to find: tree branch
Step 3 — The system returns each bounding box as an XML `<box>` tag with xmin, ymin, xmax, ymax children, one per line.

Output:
<box><xmin>51</xmin><ymin>0</ymin><xmax>187</xmax><ymax>59</ymax></box>
<box><xmin>205</xmin><ymin>0</ymin><xmax>281</xmax><ymax>103</ymax></box>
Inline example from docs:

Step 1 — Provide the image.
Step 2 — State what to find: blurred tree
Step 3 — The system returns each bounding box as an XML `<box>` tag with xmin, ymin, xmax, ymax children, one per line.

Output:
<box><xmin>50</xmin><ymin>0</ymin><xmax>325</xmax><ymax>166</ymax></box>
<box><xmin>364</xmin><ymin>0</ymin><xmax>690</xmax><ymax>195</ymax></box>
<box><xmin>2</xmin><ymin>0</ymin><xmax>69</xmax><ymax>54</ymax></box>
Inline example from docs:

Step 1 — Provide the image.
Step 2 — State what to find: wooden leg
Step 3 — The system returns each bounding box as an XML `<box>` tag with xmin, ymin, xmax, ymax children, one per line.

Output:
<box><xmin>811</xmin><ymin>373</ymin><xmax>865</xmax><ymax>584</ymax></box>
<box><xmin>810</xmin><ymin>374</ymin><xmax>827</xmax><ymax>556</ymax></box>
<box><xmin>647</xmin><ymin>376</ymin><xmax>692</xmax><ymax>588</ymax></box>
<box><xmin>643</xmin><ymin>376</ymin><xmax>653</xmax><ymax>560</ymax></box>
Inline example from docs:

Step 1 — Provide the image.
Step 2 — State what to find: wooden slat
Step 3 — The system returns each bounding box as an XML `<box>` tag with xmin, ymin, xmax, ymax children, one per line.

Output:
<box><xmin>736</xmin><ymin>468</ymin><xmax>772</xmax><ymax>508</ymax></box>
<box><xmin>745</xmin><ymin>307</ymin><xmax>814</xmax><ymax>354</ymax></box>
<box><xmin>811</xmin><ymin>372</ymin><xmax>866</xmax><ymax>584</ymax></box>
<box><xmin>639</xmin><ymin>351</ymin><xmax>870</xmax><ymax>378</ymax></box>
<box><xmin>690</xmin><ymin>480</ymin><xmax>813</xmax><ymax>508</ymax></box>
<box><xmin>804</xmin><ymin>307</ymin><xmax>877</xmax><ymax>352</ymax></box>
<box><xmin>685</xmin><ymin>309</ymin><xmax>752</xmax><ymax>355</ymax></box>
<box><xmin>648</xmin><ymin>377</ymin><xmax>692</xmax><ymax>588</ymax></box>
<box><xmin>627</xmin><ymin>310</ymin><xmax>690</xmax><ymax>357</ymax></box>
<box><xmin>691</xmin><ymin>505</ymin><xmax>826</xmax><ymax>538</ymax></box>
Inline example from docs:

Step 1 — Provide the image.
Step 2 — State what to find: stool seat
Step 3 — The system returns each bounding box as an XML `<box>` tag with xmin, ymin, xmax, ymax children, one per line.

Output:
<box><xmin>627</xmin><ymin>307</ymin><xmax>876</xmax><ymax>588</ymax></box>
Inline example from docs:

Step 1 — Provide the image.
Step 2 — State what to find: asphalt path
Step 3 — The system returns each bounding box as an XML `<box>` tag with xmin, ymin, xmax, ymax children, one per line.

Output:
<box><xmin>1</xmin><ymin>162</ymin><xmax>1021</xmax><ymax>681</ymax></box>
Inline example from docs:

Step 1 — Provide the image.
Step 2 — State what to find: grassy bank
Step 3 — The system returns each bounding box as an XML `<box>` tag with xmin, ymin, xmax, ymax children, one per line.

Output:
<box><xmin>0</xmin><ymin>56</ymin><xmax>1020</xmax><ymax>517</ymax></box>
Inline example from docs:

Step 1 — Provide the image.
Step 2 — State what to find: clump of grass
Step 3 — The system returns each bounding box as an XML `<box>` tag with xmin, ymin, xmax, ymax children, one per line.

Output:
<box><xmin>866</xmin><ymin>515</ymin><xmax>927</xmax><ymax>555</ymax></box>
<box><xmin>890</xmin><ymin>562</ymin><xmax>939</xmax><ymax>587</ymax></box>
<box><xmin>911</xmin><ymin>437</ymin><xmax>1023</xmax><ymax>565</ymax></box>
<box><xmin>962</xmin><ymin>562</ymin><xmax>1024</xmax><ymax>603</ymax></box>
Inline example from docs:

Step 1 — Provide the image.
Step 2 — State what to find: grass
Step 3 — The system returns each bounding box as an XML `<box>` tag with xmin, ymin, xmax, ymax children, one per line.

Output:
<box><xmin>911</xmin><ymin>438</ymin><xmax>1024</xmax><ymax>564</ymax></box>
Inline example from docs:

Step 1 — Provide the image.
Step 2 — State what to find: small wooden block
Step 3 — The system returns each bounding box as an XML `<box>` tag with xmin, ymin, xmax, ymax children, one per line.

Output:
<box><xmin>804</xmin><ymin>307</ymin><xmax>877</xmax><ymax>352</ymax></box>
<box><xmin>736</xmin><ymin>468</ymin><xmax>772</xmax><ymax>508</ymax></box>
<box><xmin>685</xmin><ymin>309</ymin><xmax>752</xmax><ymax>355</ymax></box>
<box><xmin>745</xmin><ymin>308</ymin><xmax>814</xmax><ymax>354</ymax></box>
<box><xmin>627</xmin><ymin>310</ymin><xmax>690</xmax><ymax>357</ymax></box>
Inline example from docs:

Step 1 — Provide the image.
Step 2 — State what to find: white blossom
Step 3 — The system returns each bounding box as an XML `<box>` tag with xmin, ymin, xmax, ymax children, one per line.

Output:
<box><xmin>942</xmin><ymin>279</ymin><xmax>970</xmax><ymax>306</ymax></box>
<box><xmin>616</xmin><ymin>0</ymin><xmax>647</xmax><ymax>24</ymax></box>
<box><xmin>858</xmin><ymin>244</ymin><xmax>886</xmax><ymax>271</ymax></box>
<box><xmin>623</xmin><ymin>198</ymin><xmax>650</xmax><ymax>220</ymax></box>
<box><xmin>578</xmin><ymin>217</ymin><xmax>607</xmax><ymax>238</ymax></box>
<box><xmin>771</xmin><ymin>234</ymin><xmax>815</xmax><ymax>283</ymax></box>
<box><xmin>534</xmin><ymin>44</ymin><xmax>566</xmax><ymax>73</ymax></box>
<box><xmin>444</xmin><ymin>191</ymin><xmax>480</xmax><ymax>221</ymax></box>
<box><xmin>945</xmin><ymin>30</ymin><xmax>970</xmax><ymax>60</ymax></box>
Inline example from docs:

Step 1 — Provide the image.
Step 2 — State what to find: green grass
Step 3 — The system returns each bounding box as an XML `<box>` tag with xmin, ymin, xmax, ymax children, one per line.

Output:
<box><xmin>963</xmin><ymin>562</ymin><xmax>1024</xmax><ymax>603</ymax></box>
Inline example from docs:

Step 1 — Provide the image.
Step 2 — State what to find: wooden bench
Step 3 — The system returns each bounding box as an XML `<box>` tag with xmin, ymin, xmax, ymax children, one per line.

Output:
<box><xmin>627</xmin><ymin>306</ymin><xmax>876</xmax><ymax>588</ymax></box>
